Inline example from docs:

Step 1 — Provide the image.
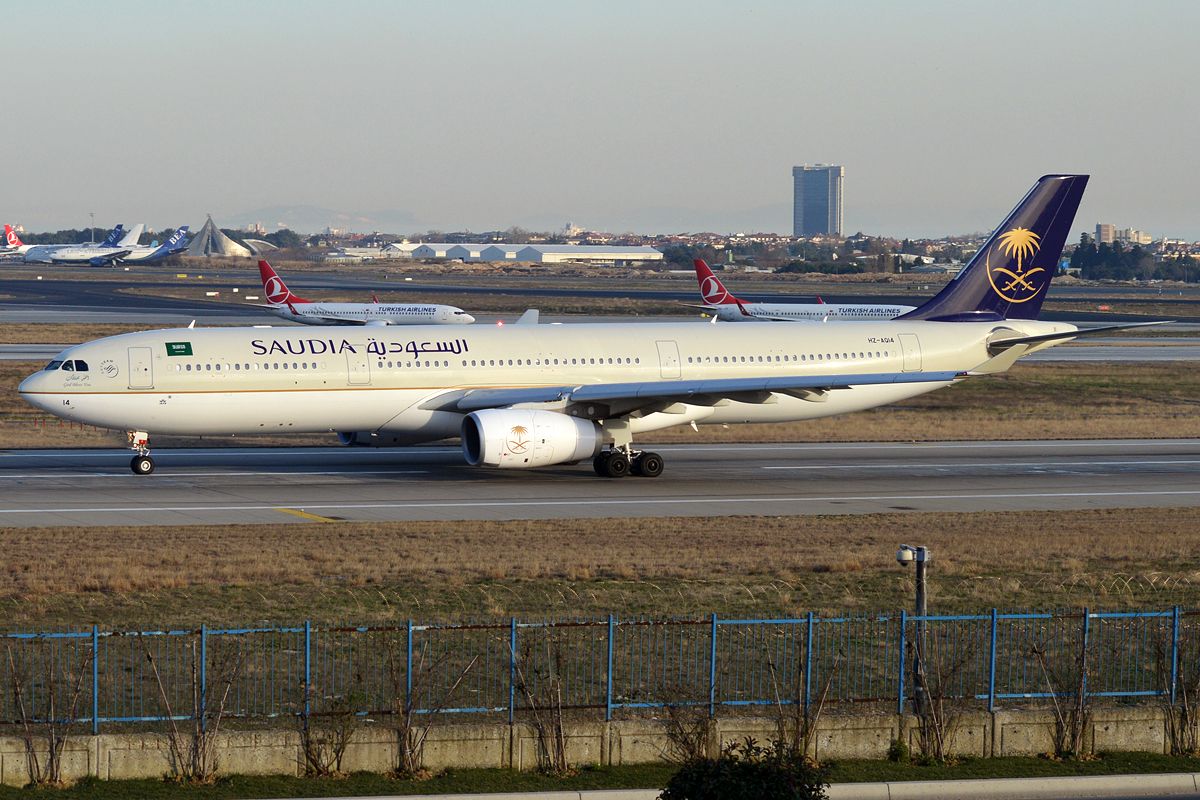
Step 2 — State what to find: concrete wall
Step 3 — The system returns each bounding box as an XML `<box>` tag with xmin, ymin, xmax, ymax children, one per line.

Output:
<box><xmin>0</xmin><ymin>707</ymin><xmax>1180</xmax><ymax>786</ymax></box>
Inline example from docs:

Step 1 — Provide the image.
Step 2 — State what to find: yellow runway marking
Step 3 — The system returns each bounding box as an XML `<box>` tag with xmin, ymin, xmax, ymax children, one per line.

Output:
<box><xmin>274</xmin><ymin>507</ymin><xmax>337</xmax><ymax>523</ymax></box>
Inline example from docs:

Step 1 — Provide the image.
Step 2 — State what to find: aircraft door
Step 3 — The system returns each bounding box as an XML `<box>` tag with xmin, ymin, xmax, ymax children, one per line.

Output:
<box><xmin>655</xmin><ymin>340</ymin><xmax>681</xmax><ymax>379</ymax></box>
<box><xmin>899</xmin><ymin>334</ymin><xmax>922</xmax><ymax>372</ymax></box>
<box><xmin>127</xmin><ymin>347</ymin><xmax>154</xmax><ymax>389</ymax></box>
<box><xmin>346</xmin><ymin>351</ymin><xmax>371</xmax><ymax>385</ymax></box>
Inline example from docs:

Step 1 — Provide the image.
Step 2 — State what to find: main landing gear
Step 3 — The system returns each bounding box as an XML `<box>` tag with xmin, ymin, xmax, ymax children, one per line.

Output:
<box><xmin>592</xmin><ymin>448</ymin><xmax>665</xmax><ymax>479</ymax></box>
<box><xmin>127</xmin><ymin>431</ymin><xmax>154</xmax><ymax>475</ymax></box>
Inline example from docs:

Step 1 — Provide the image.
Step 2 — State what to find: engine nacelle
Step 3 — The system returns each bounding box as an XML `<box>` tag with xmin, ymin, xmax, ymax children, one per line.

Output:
<box><xmin>462</xmin><ymin>409</ymin><xmax>602</xmax><ymax>469</ymax></box>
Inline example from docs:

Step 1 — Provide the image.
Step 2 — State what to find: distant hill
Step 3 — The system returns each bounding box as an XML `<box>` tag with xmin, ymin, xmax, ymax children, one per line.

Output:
<box><xmin>230</xmin><ymin>205</ymin><xmax>419</xmax><ymax>234</ymax></box>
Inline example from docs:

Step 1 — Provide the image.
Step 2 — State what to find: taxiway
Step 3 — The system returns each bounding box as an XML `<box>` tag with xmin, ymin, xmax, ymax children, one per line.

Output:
<box><xmin>0</xmin><ymin>439</ymin><xmax>1196</xmax><ymax>527</ymax></box>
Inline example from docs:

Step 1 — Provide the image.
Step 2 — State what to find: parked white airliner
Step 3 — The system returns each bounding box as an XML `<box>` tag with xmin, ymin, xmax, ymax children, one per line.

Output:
<box><xmin>690</xmin><ymin>259</ymin><xmax>915</xmax><ymax>321</ymax></box>
<box><xmin>20</xmin><ymin>175</ymin><xmax>1158</xmax><ymax>478</ymax></box>
<box><xmin>256</xmin><ymin>260</ymin><xmax>475</xmax><ymax>326</ymax></box>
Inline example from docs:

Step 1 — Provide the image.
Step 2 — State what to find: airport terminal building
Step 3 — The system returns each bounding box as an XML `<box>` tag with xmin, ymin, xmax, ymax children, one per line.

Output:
<box><xmin>404</xmin><ymin>243</ymin><xmax>663</xmax><ymax>266</ymax></box>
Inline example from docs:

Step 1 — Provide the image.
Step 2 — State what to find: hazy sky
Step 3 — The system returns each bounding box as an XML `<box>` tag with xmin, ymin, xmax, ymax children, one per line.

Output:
<box><xmin>5</xmin><ymin>0</ymin><xmax>1199</xmax><ymax>238</ymax></box>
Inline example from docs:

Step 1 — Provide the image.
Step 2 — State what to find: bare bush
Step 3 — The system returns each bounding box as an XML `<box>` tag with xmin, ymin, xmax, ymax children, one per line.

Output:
<box><xmin>297</xmin><ymin>690</ymin><xmax>361</xmax><ymax>778</ymax></box>
<box><xmin>765</xmin><ymin>647</ymin><xmax>840</xmax><ymax>761</ymax></box>
<box><xmin>142</xmin><ymin>634</ymin><xmax>246</xmax><ymax>783</ymax></box>
<box><xmin>1030</xmin><ymin>615</ymin><xmax>1091</xmax><ymax>760</ymax></box>
<box><xmin>4</xmin><ymin>641</ymin><xmax>93</xmax><ymax>787</ymax></box>
<box><xmin>1154</xmin><ymin>618</ymin><xmax>1200</xmax><ymax>755</ymax></box>
<box><xmin>660</xmin><ymin>698</ymin><xmax>712</xmax><ymax>764</ymax></box>
<box><xmin>511</xmin><ymin>636</ymin><xmax>571</xmax><ymax>776</ymax></box>
<box><xmin>386</xmin><ymin>636</ymin><xmax>478</xmax><ymax>780</ymax></box>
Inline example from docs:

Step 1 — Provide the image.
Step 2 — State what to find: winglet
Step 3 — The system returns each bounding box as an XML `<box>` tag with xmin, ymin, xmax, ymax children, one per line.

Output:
<box><xmin>694</xmin><ymin>259</ymin><xmax>743</xmax><ymax>305</ymax></box>
<box><xmin>515</xmin><ymin>309</ymin><xmax>540</xmax><ymax>325</ymax></box>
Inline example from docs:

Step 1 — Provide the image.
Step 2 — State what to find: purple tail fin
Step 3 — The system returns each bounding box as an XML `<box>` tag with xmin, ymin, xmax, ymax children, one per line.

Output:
<box><xmin>898</xmin><ymin>175</ymin><xmax>1087</xmax><ymax>322</ymax></box>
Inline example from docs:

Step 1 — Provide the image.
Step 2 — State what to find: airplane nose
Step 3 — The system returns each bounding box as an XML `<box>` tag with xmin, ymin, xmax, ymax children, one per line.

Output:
<box><xmin>17</xmin><ymin>372</ymin><xmax>51</xmax><ymax>411</ymax></box>
<box><xmin>460</xmin><ymin>314</ymin><xmax>476</xmax><ymax>324</ymax></box>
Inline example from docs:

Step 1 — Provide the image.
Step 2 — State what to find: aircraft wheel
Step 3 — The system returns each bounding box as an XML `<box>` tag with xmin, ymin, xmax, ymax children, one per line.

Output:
<box><xmin>634</xmin><ymin>452</ymin><xmax>664</xmax><ymax>478</ymax></box>
<box><xmin>130</xmin><ymin>455</ymin><xmax>155</xmax><ymax>475</ymax></box>
<box><xmin>600</xmin><ymin>451</ymin><xmax>630</xmax><ymax>478</ymax></box>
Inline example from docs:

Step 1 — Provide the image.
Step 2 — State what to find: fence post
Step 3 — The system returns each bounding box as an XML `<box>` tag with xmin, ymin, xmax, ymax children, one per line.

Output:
<box><xmin>508</xmin><ymin>618</ymin><xmax>518</xmax><ymax>725</ymax></box>
<box><xmin>987</xmin><ymin>608</ymin><xmax>998</xmax><ymax>712</ymax></box>
<box><xmin>1080</xmin><ymin>608</ymin><xmax>1091</xmax><ymax>702</ymax></box>
<box><xmin>199</xmin><ymin>624</ymin><xmax>208</xmax><ymax>732</ymax></box>
<box><xmin>606</xmin><ymin>615</ymin><xmax>615</xmax><ymax>721</ymax></box>
<box><xmin>804</xmin><ymin>612</ymin><xmax>814</xmax><ymax>716</ymax></box>
<box><xmin>708</xmin><ymin>613</ymin><xmax>718</xmax><ymax>719</ymax></box>
<box><xmin>405</xmin><ymin>619</ymin><xmax>414</xmax><ymax>713</ymax></box>
<box><xmin>1171</xmin><ymin>606</ymin><xmax>1181</xmax><ymax>705</ymax></box>
<box><xmin>303</xmin><ymin>620</ymin><xmax>312</xmax><ymax>720</ymax></box>
<box><xmin>897</xmin><ymin>610</ymin><xmax>907</xmax><ymax>716</ymax></box>
<box><xmin>92</xmin><ymin>625</ymin><xmax>100</xmax><ymax>735</ymax></box>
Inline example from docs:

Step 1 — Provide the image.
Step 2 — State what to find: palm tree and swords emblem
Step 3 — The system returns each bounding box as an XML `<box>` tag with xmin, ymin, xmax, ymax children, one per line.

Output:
<box><xmin>507</xmin><ymin>425</ymin><xmax>530</xmax><ymax>453</ymax></box>
<box><xmin>987</xmin><ymin>227</ymin><xmax>1045</xmax><ymax>303</ymax></box>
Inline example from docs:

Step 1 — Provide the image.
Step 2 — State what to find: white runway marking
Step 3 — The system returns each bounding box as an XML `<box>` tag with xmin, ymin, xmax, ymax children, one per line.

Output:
<box><xmin>762</xmin><ymin>459</ymin><xmax>1200</xmax><ymax>470</ymax></box>
<box><xmin>0</xmin><ymin>470</ymin><xmax>427</xmax><ymax>479</ymax></box>
<box><xmin>1</xmin><ymin>489</ymin><xmax>1198</xmax><ymax>516</ymax></box>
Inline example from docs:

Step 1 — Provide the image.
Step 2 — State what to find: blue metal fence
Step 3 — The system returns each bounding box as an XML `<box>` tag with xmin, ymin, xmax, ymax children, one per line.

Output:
<box><xmin>0</xmin><ymin>608</ymin><xmax>1195</xmax><ymax>733</ymax></box>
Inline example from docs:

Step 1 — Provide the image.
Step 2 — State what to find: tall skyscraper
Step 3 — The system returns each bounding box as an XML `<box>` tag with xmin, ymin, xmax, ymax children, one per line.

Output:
<box><xmin>792</xmin><ymin>164</ymin><xmax>844</xmax><ymax>237</ymax></box>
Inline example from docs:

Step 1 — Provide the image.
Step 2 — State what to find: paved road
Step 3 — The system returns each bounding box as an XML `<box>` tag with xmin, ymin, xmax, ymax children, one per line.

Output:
<box><xmin>0</xmin><ymin>439</ymin><xmax>1196</xmax><ymax>527</ymax></box>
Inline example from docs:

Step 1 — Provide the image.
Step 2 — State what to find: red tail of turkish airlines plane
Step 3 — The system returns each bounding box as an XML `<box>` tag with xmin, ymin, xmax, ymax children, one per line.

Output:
<box><xmin>5</xmin><ymin>225</ymin><xmax>23</xmax><ymax>248</ymax></box>
<box><xmin>257</xmin><ymin>260</ymin><xmax>311</xmax><ymax>305</ymax></box>
<box><xmin>693</xmin><ymin>259</ymin><xmax>744</xmax><ymax>306</ymax></box>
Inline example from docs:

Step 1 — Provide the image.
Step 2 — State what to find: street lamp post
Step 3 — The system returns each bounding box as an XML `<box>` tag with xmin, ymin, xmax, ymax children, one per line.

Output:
<box><xmin>89</xmin><ymin>212</ymin><xmax>95</xmax><ymax>244</ymax></box>
<box><xmin>896</xmin><ymin>544</ymin><xmax>931</xmax><ymax>716</ymax></box>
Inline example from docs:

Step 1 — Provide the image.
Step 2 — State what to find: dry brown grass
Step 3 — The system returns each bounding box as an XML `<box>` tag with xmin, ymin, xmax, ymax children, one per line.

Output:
<box><xmin>2</xmin><ymin>508</ymin><xmax>1199</xmax><ymax>628</ymax></box>
<box><xmin>0</xmin><ymin>323</ymin><xmax>183</xmax><ymax>344</ymax></box>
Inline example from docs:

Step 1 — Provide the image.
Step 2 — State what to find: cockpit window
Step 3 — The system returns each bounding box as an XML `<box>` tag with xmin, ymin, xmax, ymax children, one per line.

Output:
<box><xmin>72</xmin><ymin>360</ymin><xmax>89</xmax><ymax>372</ymax></box>
<box><xmin>44</xmin><ymin>360</ymin><xmax>63</xmax><ymax>371</ymax></box>
<box><xmin>61</xmin><ymin>361</ymin><xmax>75</xmax><ymax>371</ymax></box>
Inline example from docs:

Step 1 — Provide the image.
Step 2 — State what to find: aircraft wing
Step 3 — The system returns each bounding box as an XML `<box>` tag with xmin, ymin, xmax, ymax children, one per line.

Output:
<box><xmin>422</xmin><ymin>369</ymin><xmax>962</xmax><ymax>418</ymax></box>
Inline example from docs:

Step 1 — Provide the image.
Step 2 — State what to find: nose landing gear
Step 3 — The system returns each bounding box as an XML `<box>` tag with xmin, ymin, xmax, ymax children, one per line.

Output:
<box><xmin>127</xmin><ymin>431</ymin><xmax>154</xmax><ymax>475</ymax></box>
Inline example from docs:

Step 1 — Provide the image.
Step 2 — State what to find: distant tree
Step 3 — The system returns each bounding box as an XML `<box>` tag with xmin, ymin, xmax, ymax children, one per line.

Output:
<box><xmin>661</xmin><ymin>243</ymin><xmax>720</xmax><ymax>267</ymax></box>
<box><xmin>264</xmin><ymin>229</ymin><xmax>303</xmax><ymax>249</ymax></box>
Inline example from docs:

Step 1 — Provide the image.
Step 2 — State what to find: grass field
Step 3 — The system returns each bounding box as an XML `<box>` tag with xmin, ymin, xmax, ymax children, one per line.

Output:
<box><xmin>3</xmin><ymin>507</ymin><xmax>1199</xmax><ymax>628</ymax></box>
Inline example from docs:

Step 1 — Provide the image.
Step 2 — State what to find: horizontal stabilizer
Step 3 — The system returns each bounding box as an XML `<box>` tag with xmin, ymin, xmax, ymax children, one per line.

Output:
<box><xmin>987</xmin><ymin>320</ymin><xmax>1173</xmax><ymax>353</ymax></box>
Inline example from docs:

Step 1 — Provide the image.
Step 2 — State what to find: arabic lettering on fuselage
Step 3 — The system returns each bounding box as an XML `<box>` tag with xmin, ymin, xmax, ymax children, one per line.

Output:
<box><xmin>250</xmin><ymin>337</ymin><xmax>469</xmax><ymax>357</ymax></box>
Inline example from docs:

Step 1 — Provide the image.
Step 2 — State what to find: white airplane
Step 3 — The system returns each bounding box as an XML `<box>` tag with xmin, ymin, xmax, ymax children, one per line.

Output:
<box><xmin>119</xmin><ymin>226</ymin><xmax>191</xmax><ymax>264</ymax></box>
<box><xmin>31</xmin><ymin>225</ymin><xmax>187</xmax><ymax>266</ymax></box>
<box><xmin>12</xmin><ymin>224</ymin><xmax>127</xmax><ymax>260</ymax></box>
<box><xmin>116</xmin><ymin>224</ymin><xmax>146</xmax><ymax>249</ymax></box>
<box><xmin>690</xmin><ymin>258</ymin><xmax>915</xmax><ymax>321</ymax></box>
<box><xmin>20</xmin><ymin>175</ymin><xmax>1164</xmax><ymax>478</ymax></box>
<box><xmin>255</xmin><ymin>260</ymin><xmax>475</xmax><ymax>326</ymax></box>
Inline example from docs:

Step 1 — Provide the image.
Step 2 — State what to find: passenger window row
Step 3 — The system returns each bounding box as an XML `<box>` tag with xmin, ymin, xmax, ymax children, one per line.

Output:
<box><xmin>687</xmin><ymin>351</ymin><xmax>889</xmax><ymax>364</ymax></box>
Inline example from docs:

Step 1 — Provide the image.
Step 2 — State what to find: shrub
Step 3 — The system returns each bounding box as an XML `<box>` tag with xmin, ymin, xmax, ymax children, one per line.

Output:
<box><xmin>659</xmin><ymin>737</ymin><xmax>829</xmax><ymax>800</ymax></box>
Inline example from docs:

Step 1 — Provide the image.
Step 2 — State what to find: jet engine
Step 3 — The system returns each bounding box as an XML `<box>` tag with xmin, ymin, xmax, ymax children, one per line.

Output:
<box><xmin>462</xmin><ymin>409</ymin><xmax>602</xmax><ymax>468</ymax></box>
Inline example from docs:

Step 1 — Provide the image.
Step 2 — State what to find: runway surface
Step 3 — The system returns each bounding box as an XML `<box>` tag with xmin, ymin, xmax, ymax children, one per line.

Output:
<box><xmin>0</xmin><ymin>439</ymin><xmax>1196</xmax><ymax>527</ymax></box>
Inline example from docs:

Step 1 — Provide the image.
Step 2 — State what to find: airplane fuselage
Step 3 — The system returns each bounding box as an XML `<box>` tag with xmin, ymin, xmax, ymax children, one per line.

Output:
<box><xmin>19</xmin><ymin>318</ymin><xmax>1071</xmax><ymax>441</ymax></box>
<box><xmin>711</xmin><ymin>302</ymin><xmax>916</xmax><ymax>322</ymax></box>
<box><xmin>265</xmin><ymin>302</ymin><xmax>474</xmax><ymax>326</ymax></box>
